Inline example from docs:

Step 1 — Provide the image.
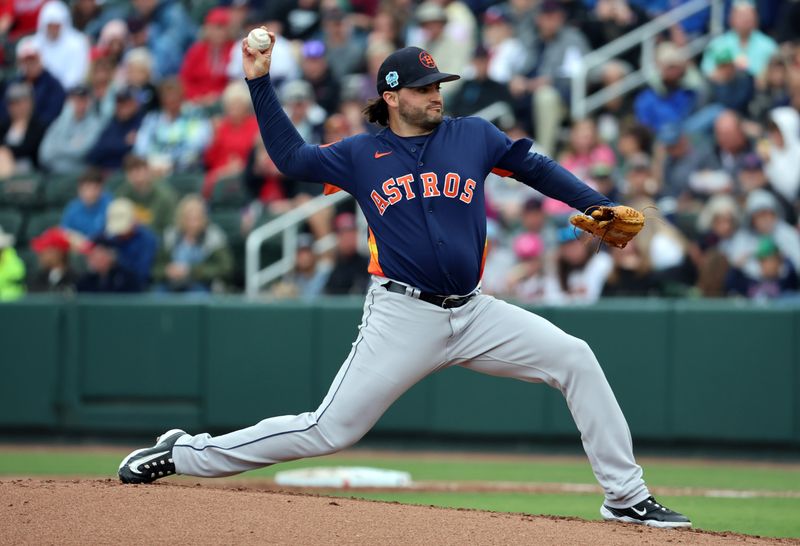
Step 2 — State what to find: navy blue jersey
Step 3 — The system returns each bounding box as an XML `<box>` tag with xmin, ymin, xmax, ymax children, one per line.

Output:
<box><xmin>247</xmin><ymin>75</ymin><xmax>612</xmax><ymax>295</ymax></box>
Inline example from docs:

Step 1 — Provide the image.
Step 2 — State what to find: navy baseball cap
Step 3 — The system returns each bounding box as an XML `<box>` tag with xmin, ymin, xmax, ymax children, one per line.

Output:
<box><xmin>377</xmin><ymin>46</ymin><xmax>460</xmax><ymax>94</ymax></box>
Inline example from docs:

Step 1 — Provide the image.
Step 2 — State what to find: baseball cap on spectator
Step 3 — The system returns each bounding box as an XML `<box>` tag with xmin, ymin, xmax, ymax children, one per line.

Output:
<box><xmin>302</xmin><ymin>40</ymin><xmax>326</xmax><ymax>59</ymax></box>
<box><xmin>416</xmin><ymin>2</ymin><xmax>448</xmax><ymax>23</ymax></box>
<box><xmin>523</xmin><ymin>197</ymin><xmax>543</xmax><ymax>212</ymax></box>
<box><xmin>377</xmin><ymin>46</ymin><xmax>460</xmax><ymax>94</ymax></box>
<box><xmin>5</xmin><ymin>82</ymin><xmax>33</xmax><ymax>102</ymax></box>
<box><xmin>0</xmin><ymin>226</ymin><xmax>15</xmax><ymax>248</ymax></box>
<box><xmin>590</xmin><ymin>163</ymin><xmax>613</xmax><ymax>179</ymax></box>
<box><xmin>204</xmin><ymin>7</ymin><xmax>230</xmax><ymax>26</ymax></box>
<box><xmin>739</xmin><ymin>152</ymin><xmax>763</xmax><ymax>171</ymax></box>
<box><xmin>656</xmin><ymin>42</ymin><xmax>685</xmax><ymax>66</ymax></box>
<box><xmin>473</xmin><ymin>44</ymin><xmax>489</xmax><ymax>59</ymax></box>
<box><xmin>15</xmin><ymin>36</ymin><xmax>40</xmax><ymax>59</ymax></box>
<box><xmin>334</xmin><ymin>212</ymin><xmax>357</xmax><ymax>232</ymax></box>
<box><xmin>296</xmin><ymin>233</ymin><xmax>315</xmax><ymax>250</ymax></box>
<box><xmin>79</xmin><ymin>168</ymin><xmax>104</xmax><ymax>185</ymax></box>
<box><xmin>513</xmin><ymin>233</ymin><xmax>544</xmax><ymax>260</ymax></box>
<box><xmin>106</xmin><ymin>198</ymin><xmax>136</xmax><ymax>236</ymax></box>
<box><xmin>31</xmin><ymin>227</ymin><xmax>71</xmax><ymax>254</ymax></box>
<box><xmin>557</xmin><ymin>226</ymin><xmax>581</xmax><ymax>244</ymax></box>
<box><xmin>322</xmin><ymin>8</ymin><xmax>347</xmax><ymax>22</ymax></box>
<box><xmin>540</xmin><ymin>0</ymin><xmax>566</xmax><ymax>13</ymax></box>
<box><xmin>127</xmin><ymin>16</ymin><xmax>147</xmax><ymax>34</ymax></box>
<box><xmin>714</xmin><ymin>47</ymin><xmax>735</xmax><ymax>66</ymax></box>
<box><xmin>745</xmin><ymin>189</ymin><xmax>778</xmax><ymax>216</ymax></box>
<box><xmin>657</xmin><ymin>123</ymin><xmax>683</xmax><ymax>146</ymax></box>
<box><xmin>756</xmin><ymin>236</ymin><xmax>779</xmax><ymax>259</ymax></box>
<box><xmin>115</xmin><ymin>86</ymin><xmax>136</xmax><ymax>101</ymax></box>
<box><xmin>123</xmin><ymin>154</ymin><xmax>148</xmax><ymax>171</ymax></box>
<box><xmin>482</xmin><ymin>6</ymin><xmax>512</xmax><ymax>25</ymax></box>
<box><xmin>340</xmin><ymin>75</ymin><xmax>363</xmax><ymax>102</ymax></box>
<box><xmin>281</xmin><ymin>80</ymin><xmax>314</xmax><ymax>103</ymax></box>
<box><xmin>68</xmin><ymin>84</ymin><xmax>91</xmax><ymax>97</ymax></box>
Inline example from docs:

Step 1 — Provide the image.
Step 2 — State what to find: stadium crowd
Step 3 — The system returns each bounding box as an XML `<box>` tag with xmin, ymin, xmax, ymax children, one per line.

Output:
<box><xmin>0</xmin><ymin>0</ymin><xmax>799</xmax><ymax>302</ymax></box>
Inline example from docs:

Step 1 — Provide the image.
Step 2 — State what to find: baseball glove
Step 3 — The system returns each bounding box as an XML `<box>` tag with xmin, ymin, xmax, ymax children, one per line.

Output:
<box><xmin>569</xmin><ymin>205</ymin><xmax>645</xmax><ymax>249</ymax></box>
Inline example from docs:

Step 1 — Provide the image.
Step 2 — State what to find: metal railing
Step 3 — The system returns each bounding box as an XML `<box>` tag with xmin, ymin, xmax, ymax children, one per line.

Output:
<box><xmin>245</xmin><ymin>191</ymin><xmax>353</xmax><ymax>296</ymax></box>
<box><xmin>570</xmin><ymin>0</ymin><xmax>724</xmax><ymax>120</ymax></box>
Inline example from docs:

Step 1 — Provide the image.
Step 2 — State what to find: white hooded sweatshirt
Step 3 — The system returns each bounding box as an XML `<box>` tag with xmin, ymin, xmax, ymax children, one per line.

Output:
<box><xmin>766</xmin><ymin>107</ymin><xmax>800</xmax><ymax>203</ymax></box>
<box><xmin>34</xmin><ymin>1</ymin><xmax>90</xmax><ymax>90</ymax></box>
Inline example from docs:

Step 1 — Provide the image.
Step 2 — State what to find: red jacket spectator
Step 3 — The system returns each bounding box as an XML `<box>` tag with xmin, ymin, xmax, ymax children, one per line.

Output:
<box><xmin>202</xmin><ymin>81</ymin><xmax>258</xmax><ymax>196</ymax></box>
<box><xmin>179</xmin><ymin>7</ymin><xmax>233</xmax><ymax>103</ymax></box>
<box><xmin>7</xmin><ymin>0</ymin><xmax>46</xmax><ymax>40</ymax></box>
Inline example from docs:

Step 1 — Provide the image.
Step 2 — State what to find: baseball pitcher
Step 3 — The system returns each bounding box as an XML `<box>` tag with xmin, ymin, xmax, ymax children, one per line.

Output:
<box><xmin>119</xmin><ymin>32</ymin><xmax>689</xmax><ymax>529</ymax></box>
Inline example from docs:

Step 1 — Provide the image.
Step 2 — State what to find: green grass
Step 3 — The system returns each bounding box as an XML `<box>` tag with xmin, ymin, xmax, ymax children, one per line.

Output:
<box><xmin>1</xmin><ymin>449</ymin><xmax>799</xmax><ymax>538</ymax></box>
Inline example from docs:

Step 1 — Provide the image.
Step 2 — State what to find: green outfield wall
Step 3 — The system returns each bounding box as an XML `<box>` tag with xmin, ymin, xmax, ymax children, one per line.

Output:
<box><xmin>1</xmin><ymin>296</ymin><xmax>798</xmax><ymax>445</ymax></box>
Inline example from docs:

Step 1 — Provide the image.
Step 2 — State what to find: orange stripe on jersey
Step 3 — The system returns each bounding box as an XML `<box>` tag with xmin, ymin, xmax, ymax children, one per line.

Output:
<box><xmin>491</xmin><ymin>167</ymin><xmax>513</xmax><ymax>177</ymax></box>
<box><xmin>323</xmin><ymin>183</ymin><xmax>343</xmax><ymax>195</ymax></box>
<box><xmin>479</xmin><ymin>237</ymin><xmax>489</xmax><ymax>280</ymax></box>
<box><xmin>367</xmin><ymin>227</ymin><xmax>385</xmax><ymax>276</ymax></box>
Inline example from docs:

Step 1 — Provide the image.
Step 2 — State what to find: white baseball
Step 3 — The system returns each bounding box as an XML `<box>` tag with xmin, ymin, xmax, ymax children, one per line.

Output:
<box><xmin>247</xmin><ymin>28</ymin><xmax>271</xmax><ymax>51</ymax></box>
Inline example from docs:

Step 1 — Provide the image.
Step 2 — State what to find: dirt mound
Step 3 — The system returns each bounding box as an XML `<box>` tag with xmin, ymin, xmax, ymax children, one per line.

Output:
<box><xmin>0</xmin><ymin>479</ymin><xmax>794</xmax><ymax>545</ymax></box>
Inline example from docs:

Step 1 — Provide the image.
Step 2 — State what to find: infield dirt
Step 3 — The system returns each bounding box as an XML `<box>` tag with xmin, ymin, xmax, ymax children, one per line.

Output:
<box><xmin>2</xmin><ymin>479</ymin><xmax>797</xmax><ymax>545</ymax></box>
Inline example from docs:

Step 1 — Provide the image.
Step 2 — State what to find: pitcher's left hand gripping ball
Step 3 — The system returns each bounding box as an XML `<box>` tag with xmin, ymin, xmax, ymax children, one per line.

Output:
<box><xmin>569</xmin><ymin>205</ymin><xmax>645</xmax><ymax>248</ymax></box>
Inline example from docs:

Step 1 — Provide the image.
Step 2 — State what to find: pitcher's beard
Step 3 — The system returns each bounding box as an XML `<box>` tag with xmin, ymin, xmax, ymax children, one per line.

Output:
<box><xmin>399</xmin><ymin>102</ymin><xmax>443</xmax><ymax>132</ymax></box>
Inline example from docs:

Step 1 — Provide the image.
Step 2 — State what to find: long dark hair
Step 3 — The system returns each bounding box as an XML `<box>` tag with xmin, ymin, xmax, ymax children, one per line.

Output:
<box><xmin>363</xmin><ymin>96</ymin><xmax>389</xmax><ymax>127</ymax></box>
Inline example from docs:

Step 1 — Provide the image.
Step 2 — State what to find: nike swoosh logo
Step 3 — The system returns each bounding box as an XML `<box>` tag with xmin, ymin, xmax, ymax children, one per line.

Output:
<box><xmin>128</xmin><ymin>450</ymin><xmax>169</xmax><ymax>475</ymax></box>
<box><xmin>631</xmin><ymin>506</ymin><xmax>647</xmax><ymax>516</ymax></box>
<box><xmin>374</xmin><ymin>151</ymin><xmax>393</xmax><ymax>159</ymax></box>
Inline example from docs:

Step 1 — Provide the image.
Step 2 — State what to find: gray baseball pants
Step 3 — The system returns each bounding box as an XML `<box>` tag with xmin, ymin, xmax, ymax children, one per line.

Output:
<box><xmin>173</xmin><ymin>277</ymin><xmax>650</xmax><ymax>508</ymax></box>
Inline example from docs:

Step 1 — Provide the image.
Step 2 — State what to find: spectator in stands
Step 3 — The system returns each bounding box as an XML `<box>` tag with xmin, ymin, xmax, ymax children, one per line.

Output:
<box><xmin>622</xmin><ymin>153</ymin><xmax>659</xmax><ymax>202</ymax></box>
<box><xmin>594</xmin><ymin>61</ymin><xmax>636</xmax><ymax>143</ymax></box>
<box><xmin>324</xmin><ymin>213</ymin><xmax>370</xmax><ymax>295</ymax></box>
<box><xmin>482</xmin><ymin>6</ymin><xmax>527</xmax><ymax>86</ymax></box>
<box><xmin>701</xmin><ymin>0</ymin><xmax>778</xmax><ymax>79</ymax></box>
<box><xmin>62</xmin><ymin>168</ymin><xmax>112</xmax><ymax>240</ymax></box>
<box><xmin>33</xmin><ymin>0</ymin><xmax>90</xmax><ymax>91</ymax></box>
<box><xmin>10</xmin><ymin>37</ymin><xmax>65</xmax><ymax>127</ymax></box>
<box><xmin>737</xmin><ymin>153</ymin><xmax>796</xmax><ymax>224</ymax></box>
<box><xmin>0</xmin><ymin>83</ymin><xmax>46</xmax><ymax>176</ymax></box>
<box><xmin>509</xmin><ymin>0</ymin><xmax>590</xmax><ymax>156</ymax></box>
<box><xmin>712</xmin><ymin>110</ymin><xmax>753</xmax><ymax>180</ymax></box>
<box><xmin>153</xmin><ymin>194</ymin><xmax>233</xmax><ymax>293</ymax></box>
<box><xmin>87</xmin><ymin>56</ymin><xmax>117</xmax><ymax>120</ymax></box>
<box><xmin>728</xmin><ymin>189</ymin><xmax>800</xmax><ymax>279</ymax></box>
<box><xmin>412</xmin><ymin>2</ymin><xmax>469</xmax><ymax>98</ymax></box>
<box><xmin>4</xmin><ymin>0</ymin><xmax>46</xmax><ymax>40</ymax></box>
<box><xmin>28</xmin><ymin>227</ymin><xmax>76</xmax><ymax>293</ymax></box>
<box><xmin>203</xmin><ymin>81</ymin><xmax>259</xmax><ymax>197</ymax></box>
<box><xmin>764</xmin><ymin>107</ymin><xmax>800</xmax><ymax>204</ymax></box>
<box><xmin>507</xmin><ymin>232</ymin><xmax>552</xmax><ymax>303</ymax></box>
<box><xmin>321</xmin><ymin>8</ymin><xmax>365</xmax><ymax>82</ymax></box>
<box><xmin>127</xmin><ymin>0</ymin><xmax>196</xmax><ymax>79</ymax></box>
<box><xmin>122</xmin><ymin>48</ymin><xmax>159</xmax><ymax>114</ymax></box>
<box><xmin>38</xmin><ymin>85</ymin><xmax>105</xmax><ymax>174</ymax></box>
<box><xmin>749</xmin><ymin>54</ymin><xmax>790</xmax><ymax>124</ymax></box>
<box><xmin>694</xmin><ymin>194</ymin><xmax>740</xmax><ymax>297</ymax></box>
<box><xmin>447</xmin><ymin>45</ymin><xmax>514</xmax><ymax>122</ymax></box>
<box><xmin>726</xmin><ymin>236</ymin><xmax>799</xmax><ymax>299</ymax></box>
<box><xmin>581</xmin><ymin>0</ymin><xmax>646</xmax><ymax>68</ymax></box>
<box><xmin>707</xmin><ymin>47</ymin><xmax>755</xmax><ymax>116</ymax></box>
<box><xmin>92</xmin><ymin>19</ymin><xmax>129</xmax><ymax>69</ymax></box>
<box><xmin>480</xmin><ymin>219</ymin><xmax>516</xmax><ymax>296</ymax></box>
<box><xmin>179</xmin><ymin>7</ymin><xmax>234</xmax><ymax>105</ymax></box>
<box><xmin>634</xmin><ymin>42</ymin><xmax>704</xmax><ymax>134</ymax></box>
<box><xmin>134</xmin><ymin>78</ymin><xmax>211</xmax><ymax>173</ymax></box>
<box><xmin>101</xmin><ymin>197</ymin><xmax>158</xmax><ymax>286</ymax></box>
<box><xmin>601</xmin><ymin>240</ymin><xmax>659</xmax><ymax>297</ymax></box>
<box><xmin>270</xmin><ymin>233</ymin><xmax>330</xmax><ymax>300</ymax></box>
<box><xmin>300</xmin><ymin>40</ymin><xmax>340</xmax><ymax>115</ymax></box>
<box><xmin>86</xmin><ymin>87</ymin><xmax>144</xmax><ymax>172</ymax></box>
<box><xmin>635</xmin><ymin>199</ymin><xmax>695</xmax><ymax>295</ymax></box>
<box><xmin>549</xmin><ymin>227</ymin><xmax>612</xmax><ymax>304</ymax></box>
<box><xmin>0</xmin><ymin>226</ymin><xmax>25</xmax><ymax>300</ymax></box>
<box><xmin>281</xmin><ymin>79</ymin><xmax>325</xmax><ymax>144</ymax></box>
<box><xmin>116</xmin><ymin>154</ymin><xmax>177</xmax><ymax>236</ymax></box>
<box><xmin>76</xmin><ymin>236</ymin><xmax>143</xmax><ymax>293</ymax></box>
<box><xmin>71</xmin><ymin>0</ymin><xmax>125</xmax><ymax>39</ymax></box>
<box><xmin>657</xmin><ymin>123</ymin><xmax>717</xmax><ymax>200</ymax></box>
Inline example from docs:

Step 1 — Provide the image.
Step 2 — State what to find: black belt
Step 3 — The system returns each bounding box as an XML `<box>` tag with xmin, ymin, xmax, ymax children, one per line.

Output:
<box><xmin>382</xmin><ymin>281</ymin><xmax>476</xmax><ymax>309</ymax></box>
